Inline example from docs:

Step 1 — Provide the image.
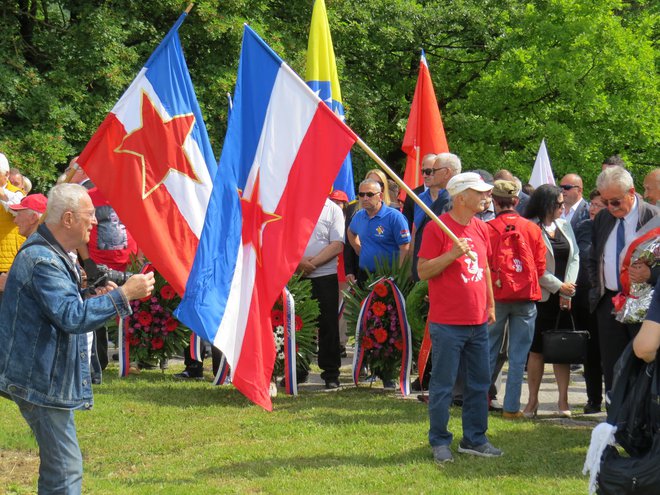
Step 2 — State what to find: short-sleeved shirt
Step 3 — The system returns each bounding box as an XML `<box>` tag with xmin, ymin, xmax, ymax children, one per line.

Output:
<box><xmin>349</xmin><ymin>203</ymin><xmax>411</xmax><ymax>272</ymax></box>
<box><xmin>303</xmin><ymin>198</ymin><xmax>345</xmax><ymax>278</ymax></box>
<box><xmin>418</xmin><ymin>213</ymin><xmax>491</xmax><ymax>325</ymax></box>
<box><xmin>647</xmin><ymin>278</ymin><xmax>660</xmax><ymax>324</ymax></box>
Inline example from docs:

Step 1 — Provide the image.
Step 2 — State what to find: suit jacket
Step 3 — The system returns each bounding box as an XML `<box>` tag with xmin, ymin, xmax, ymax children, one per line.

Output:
<box><xmin>587</xmin><ymin>195</ymin><xmax>659</xmax><ymax>311</ymax></box>
<box><xmin>402</xmin><ymin>184</ymin><xmax>426</xmax><ymax>229</ymax></box>
<box><xmin>538</xmin><ymin>218</ymin><xmax>580</xmax><ymax>302</ymax></box>
<box><xmin>569</xmin><ymin>198</ymin><xmax>590</xmax><ymax>229</ymax></box>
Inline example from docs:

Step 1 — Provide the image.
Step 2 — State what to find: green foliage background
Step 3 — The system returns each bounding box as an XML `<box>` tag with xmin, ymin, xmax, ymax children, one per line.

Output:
<box><xmin>0</xmin><ymin>0</ymin><xmax>657</xmax><ymax>193</ymax></box>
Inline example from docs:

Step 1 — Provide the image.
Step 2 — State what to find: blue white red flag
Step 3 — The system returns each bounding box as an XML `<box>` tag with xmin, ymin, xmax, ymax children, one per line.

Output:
<box><xmin>77</xmin><ymin>12</ymin><xmax>215</xmax><ymax>296</ymax></box>
<box><xmin>175</xmin><ymin>25</ymin><xmax>357</xmax><ymax>410</ymax></box>
<box><xmin>306</xmin><ymin>0</ymin><xmax>355</xmax><ymax>201</ymax></box>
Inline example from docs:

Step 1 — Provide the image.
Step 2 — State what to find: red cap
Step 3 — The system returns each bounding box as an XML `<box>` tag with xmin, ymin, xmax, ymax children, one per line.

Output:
<box><xmin>328</xmin><ymin>190</ymin><xmax>349</xmax><ymax>203</ymax></box>
<box><xmin>10</xmin><ymin>194</ymin><xmax>48</xmax><ymax>214</ymax></box>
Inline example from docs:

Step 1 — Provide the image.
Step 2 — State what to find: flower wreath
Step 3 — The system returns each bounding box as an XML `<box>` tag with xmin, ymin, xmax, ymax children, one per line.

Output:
<box><xmin>107</xmin><ymin>263</ymin><xmax>190</xmax><ymax>370</ymax></box>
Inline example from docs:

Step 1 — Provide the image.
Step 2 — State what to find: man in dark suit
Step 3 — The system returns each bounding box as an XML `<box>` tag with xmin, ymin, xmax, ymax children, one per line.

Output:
<box><xmin>560</xmin><ymin>173</ymin><xmax>590</xmax><ymax>228</ymax></box>
<box><xmin>588</xmin><ymin>166</ymin><xmax>660</xmax><ymax>393</ymax></box>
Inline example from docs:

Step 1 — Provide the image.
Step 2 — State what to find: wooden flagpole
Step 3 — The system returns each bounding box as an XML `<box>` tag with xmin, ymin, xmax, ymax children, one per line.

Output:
<box><xmin>355</xmin><ymin>137</ymin><xmax>475</xmax><ymax>260</ymax></box>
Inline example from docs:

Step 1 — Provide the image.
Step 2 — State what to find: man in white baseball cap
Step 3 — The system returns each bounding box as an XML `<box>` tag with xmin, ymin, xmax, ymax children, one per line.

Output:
<box><xmin>418</xmin><ymin>171</ymin><xmax>500</xmax><ymax>464</ymax></box>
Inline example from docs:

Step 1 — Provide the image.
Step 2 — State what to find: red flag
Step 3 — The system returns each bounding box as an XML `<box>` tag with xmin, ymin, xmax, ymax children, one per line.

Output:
<box><xmin>77</xmin><ymin>15</ymin><xmax>215</xmax><ymax>296</ymax></box>
<box><xmin>400</xmin><ymin>50</ymin><xmax>448</xmax><ymax>198</ymax></box>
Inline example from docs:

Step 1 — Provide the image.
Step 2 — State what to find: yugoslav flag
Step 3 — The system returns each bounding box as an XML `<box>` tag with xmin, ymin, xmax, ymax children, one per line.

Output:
<box><xmin>529</xmin><ymin>138</ymin><xmax>556</xmax><ymax>188</ymax></box>
<box><xmin>77</xmin><ymin>12</ymin><xmax>215</xmax><ymax>296</ymax></box>
<box><xmin>401</xmin><ymin>50</ymin><xmax>448</xmax><ymax>198</ymax></box>
<box><xmin>306</xmin><ymin>0</ymin><xmax>355</xmax><ymax>201</ymax></box>
<box><xmin>175</xmin><ymin>25</ymin><xmax>357</xmax><ymax>410</ymax></box>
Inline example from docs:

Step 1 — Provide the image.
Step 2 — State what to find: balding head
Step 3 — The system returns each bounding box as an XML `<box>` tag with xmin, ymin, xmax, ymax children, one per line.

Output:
<box><xmin>493</xmin><ymin>169</ymin><xmax>514</xmax><ymax>182</ymax></box>
<box><xmin>559</xmin><ymin>173</ymin><xmax>584</xmax><ymax>208</ymax></box>
<box><xmin>643</xmin><ymin>168</ymin><xmax>660</xmax><ymax>205</ymax></box>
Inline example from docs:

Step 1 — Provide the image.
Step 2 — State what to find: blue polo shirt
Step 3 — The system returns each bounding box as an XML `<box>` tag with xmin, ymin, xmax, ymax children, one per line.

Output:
<box><xmin>349</xmin><ymin>204</ymin><xmax>411</xmax><ymax>272</ymax></box>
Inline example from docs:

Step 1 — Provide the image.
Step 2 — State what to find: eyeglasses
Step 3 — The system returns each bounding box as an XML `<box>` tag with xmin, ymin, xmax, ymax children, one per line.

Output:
<box><xmin>358</xmin><ymin>191</ymin><xmax>379</xmax><ymax>198</ymax></box>
<box><xmin>602</xmin><ymin>198</ymin><xmax>623</xmax><ymax>208</ymax></box>
<box><xmin>422</xmin><ymin>167</ymin><xmax>446</xmax><ymax>176</ymax></box>
<box><xmin>74</xmin><ymin>209</ymin><xmax>96</xmax><ymax>219</ymax></box>
<box><xmin>555</xmin><ymin>201</ymin><xmax>565</xmax><ymax>209</ymax></box>
<box><xmin>560</xmin><ymin>184</ymin><xmax>580</xmax><ymax>191</ymax></box>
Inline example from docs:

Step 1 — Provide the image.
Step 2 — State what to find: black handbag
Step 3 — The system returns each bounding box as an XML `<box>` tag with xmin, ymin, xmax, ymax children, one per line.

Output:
<box><xmin>542</xmin><ymin>312</ymin><xmax>589</xmax><ymax>364</ymax></box>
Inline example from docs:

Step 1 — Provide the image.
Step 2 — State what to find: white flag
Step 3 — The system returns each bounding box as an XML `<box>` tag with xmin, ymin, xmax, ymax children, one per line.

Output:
<box><xmin>529</xmin><ymin>138</ymin><xmax>556</xmax><ymax>188</ymax></box>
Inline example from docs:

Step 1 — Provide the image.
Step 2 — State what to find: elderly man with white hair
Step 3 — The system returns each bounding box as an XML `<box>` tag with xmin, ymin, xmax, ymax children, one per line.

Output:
<box><xmin>0</xmin><ymin>183</ymin><xmax>155</xmax><ymax>493</ymax></box>
<box><xmin>0</xmin><ymin>153</ymin><xmax>26</xmax><ymax>273</ymax></box>
<box><xmin>588</xmin><ymin>166</ymin><xmax>660</xmax><ymax>395</ymax></box>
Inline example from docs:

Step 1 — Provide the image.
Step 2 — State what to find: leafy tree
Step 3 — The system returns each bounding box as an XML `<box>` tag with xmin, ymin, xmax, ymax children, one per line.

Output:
<box><xmin>0</xmin><ymin>0</ymin><xmax>657</xmax><ymax>193</ymax></box>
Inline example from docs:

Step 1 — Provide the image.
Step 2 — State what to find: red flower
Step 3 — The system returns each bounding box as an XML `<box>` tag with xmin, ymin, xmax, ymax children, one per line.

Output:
<box><xmin>374</xmin><ymin>282</ymin><xmax>388</xmax><ymax>298</ymax></box>
<box><xmin>137</xmin><ymin>311</ymin><xmax>153</xmax><ymax>326</ymax></box>
<box><xmin>295</xmin><ymin>315</ymin><xmax>303</xmax><ymax>332</ymax></box>
<box><xmin>371</xmin><ymin>301</ymin><xmax>386</xmax><ymax>317</ymax></box>
<box><xmin>394</xmin><ymin>339</ymin><xmax>404</xmax><ymax>351</ymax></box>
<box><xmin>164</xmin><ymin>317</ymin><xmax>178</xmax><ymax>332</ymax></box>
<box><xmin>373</xmin><ymin>328</ymin><xmax>388</xmax><ymax>344</ymax></box>
<box><xmin>271</xmin><ymin>310</ymin><xmax>284</xmax><ymax>327</ymax></box>
<box><xmin>129</xmin><ymin>335</ymin><xmax>141</xmax><ymax>346</ymax></box>
<box><xmin>151</xmin><ymin>337</ymin><xmax>164</xmax><ymax>350</ymax></box>
<box><xmin>362</xmin><ymin>336</ymin><xmax>375</xmax><ymax>350</ymax></box>
<box><xmin>160</xmin><ymin>284</ymin><xmax>176</xmax><ymax>300</ymax></box>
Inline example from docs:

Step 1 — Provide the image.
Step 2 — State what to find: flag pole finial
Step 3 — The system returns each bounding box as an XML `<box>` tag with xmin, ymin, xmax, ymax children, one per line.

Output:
<box><xmin>185</xmin><ymin>3</ymin><xmax>194</xmax><ymax>14</ymax></box>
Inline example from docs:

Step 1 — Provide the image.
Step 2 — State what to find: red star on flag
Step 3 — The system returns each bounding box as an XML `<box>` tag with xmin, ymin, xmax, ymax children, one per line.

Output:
<box><xmin>240</xmin><ymin>174</ymin><xmax>281</xmax><ymax>266</ymax></box>
<box><xmin>115</xmin><ymin>91</ymin><xmax>200</xmax><ymax>198</ymax></box>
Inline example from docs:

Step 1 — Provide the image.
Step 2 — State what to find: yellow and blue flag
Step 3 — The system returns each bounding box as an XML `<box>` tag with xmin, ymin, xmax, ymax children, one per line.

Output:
<box><xmin>306</xmin><ymin>0</ymin><xmax>355</xmax><ymax>201</ymax></box>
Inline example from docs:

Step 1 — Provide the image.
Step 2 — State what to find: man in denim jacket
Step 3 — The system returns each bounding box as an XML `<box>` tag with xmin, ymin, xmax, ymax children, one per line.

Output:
<box><xmin>0</xmin><ymin>184</ymin><xmax>154</xmax><ymax>494</ymax></box>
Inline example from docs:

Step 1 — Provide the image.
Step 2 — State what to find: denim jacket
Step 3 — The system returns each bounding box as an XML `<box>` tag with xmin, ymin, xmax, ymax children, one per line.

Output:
<box><xmin>0</xmin><ymin>224</ymin><xmax>131</xmax><ymax>409</ymax></box>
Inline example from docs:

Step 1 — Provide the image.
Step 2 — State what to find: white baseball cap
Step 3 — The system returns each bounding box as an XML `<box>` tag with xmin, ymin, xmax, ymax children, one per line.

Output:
<box><xmin>446</xmin><ymin>172</ymin><xmax>494</xmax><ymax>197</ymax></box>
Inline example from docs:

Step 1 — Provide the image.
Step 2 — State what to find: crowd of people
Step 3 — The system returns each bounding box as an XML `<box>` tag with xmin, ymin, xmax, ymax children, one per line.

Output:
<box><xmin>0</xmin><ymin>148</ymin><xmax>657</xmax><ymax>489</ymax></box>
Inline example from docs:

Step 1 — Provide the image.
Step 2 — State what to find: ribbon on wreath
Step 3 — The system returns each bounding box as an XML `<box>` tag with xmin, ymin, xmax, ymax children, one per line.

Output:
<box><xmin>613</xmin><ymin>226</ymin><xmax>660</xmax><ymax>313</ymax></box>
<box><xmin>117</xmin><ymin>317</ymin><xmax>130</xmax><ymax>377</ymax></box>
<box><xmin>212</xmin><ymin>351</ymin><xmax>231</xmax><ymax>386</ymax></box>
<box><xmin>282</xmin><ymin>286</ymin><xmax>298</xmax><ymax>396</ymax></box>
<box><xmin>189</xmin><ymin>332</ymin><xmax>203</xmax><ymax>362</ymax></box>
<box><xmin>352</xmin><ymin>278</ymin><xmax>413</xmax><ymax>395</ymax></box>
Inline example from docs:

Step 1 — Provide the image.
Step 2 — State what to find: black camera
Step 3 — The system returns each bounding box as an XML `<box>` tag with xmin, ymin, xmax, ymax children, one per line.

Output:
<box><xmin>83</xmin><ymin>259</ymin><xmax>134</xmax><ymax>289</ymax></box>
<box><xmin>93</xmin><ymin>264</ymin><xmax>134</xmax><ymax>287</ymax></box>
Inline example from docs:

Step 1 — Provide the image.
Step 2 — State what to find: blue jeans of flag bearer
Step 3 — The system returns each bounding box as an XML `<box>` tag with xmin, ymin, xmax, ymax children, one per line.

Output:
<box><xmin>429</xmin><ymin>322</ymin><xmax>490</xmax><ymax>447</ymax></box>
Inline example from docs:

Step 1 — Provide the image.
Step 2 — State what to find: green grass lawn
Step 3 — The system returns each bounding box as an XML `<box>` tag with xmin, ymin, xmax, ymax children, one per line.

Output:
<box><xmin>0</xmin><ymin>366</ymin><xmax>593</xmax><ymax>494</ymax></box>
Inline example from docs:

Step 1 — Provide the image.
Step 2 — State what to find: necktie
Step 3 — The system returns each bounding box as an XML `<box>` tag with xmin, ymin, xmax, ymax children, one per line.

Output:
<box><xmin>616</xmin><ymin>219</ymin><xmax>625</xmax><ymax>291</ymax></box>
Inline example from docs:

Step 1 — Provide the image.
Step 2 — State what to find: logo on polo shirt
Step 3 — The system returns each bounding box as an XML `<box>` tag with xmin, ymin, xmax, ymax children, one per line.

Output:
<box><xmin>375</xmin><ymin>225</ymin><xmax>385</xmax><ymax>237</ymax></box>
<box><xmin>400</xmin><ymin>228</ymin><xmax>410</xmax><ymax>239</ymax></box>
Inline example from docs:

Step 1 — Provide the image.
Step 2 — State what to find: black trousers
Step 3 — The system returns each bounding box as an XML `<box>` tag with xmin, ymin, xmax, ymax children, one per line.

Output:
<box><xmin>596</xmin><ymin>290</ymin><xmax>641</xmax><ymax>393</ymax></box>
<box><xmin>572</xmin><ymin>289</ymin><xmax>602</xmax><ymax>405</ymax></box>
<box><xmin>307</xmin><ymin>274</ymin><xmax>341</xmax><ymax>382</ymax></box>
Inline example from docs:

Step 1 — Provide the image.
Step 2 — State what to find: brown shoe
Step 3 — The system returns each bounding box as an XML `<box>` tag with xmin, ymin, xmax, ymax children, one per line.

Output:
<box><xmin>502</xmin><ymin>410</ymin><xmax>524</xmax><ymax>419</ymax></box>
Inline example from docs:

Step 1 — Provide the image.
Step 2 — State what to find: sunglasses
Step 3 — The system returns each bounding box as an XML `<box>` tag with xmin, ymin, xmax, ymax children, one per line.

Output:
<box><xmin>555</xmin><ymin>201</ymin><xmax>565</xmax><ymax>208</ymax></box>
<box><xmin>602</xmin><ymin>198</ymin><xmax>623</xmax><ymax>208</ymax></box>
<box><xmin>358</xmin><ymin>191</ymin><xmax>379</xmax><ymax>198</ymax></box>
<box><xmin>422</xmin><ymin>167</ymin><xmax>444</xmax><ymax>176</ymax></box>
<box><xmin>560</xmin><ymin>184</ymin><xmax>580</xmax><ymax>191</ymax></box>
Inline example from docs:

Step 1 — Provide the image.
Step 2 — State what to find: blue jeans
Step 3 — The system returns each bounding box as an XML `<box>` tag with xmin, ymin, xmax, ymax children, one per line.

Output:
<box><xmin>14</xmin><ymin>397</ymin><xmax>83</xmax><ymax>495</ymax></box>
<box><xmin>428</xmin><ymin>322</ymin><xmax>490</xmax><ymax>448</ymax></box>
<box><xmin>488</xmin><ymin>301</ymin><xmax>537</xmax><ymax>413</ymax></box>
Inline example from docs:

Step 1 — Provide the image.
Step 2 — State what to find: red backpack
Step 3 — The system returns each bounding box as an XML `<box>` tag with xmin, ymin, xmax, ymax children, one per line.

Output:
<box><xmin>488</xmin><ymin>216</ymin><xmax>539</xmax><ymax>302</ymax></box>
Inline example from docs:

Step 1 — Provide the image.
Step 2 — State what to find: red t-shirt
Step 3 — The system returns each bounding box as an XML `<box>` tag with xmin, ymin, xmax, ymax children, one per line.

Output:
<box><xmin>418</xmin><ymin>213</ymin><xmax>491</xmax><ymax>325</ymax></box>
